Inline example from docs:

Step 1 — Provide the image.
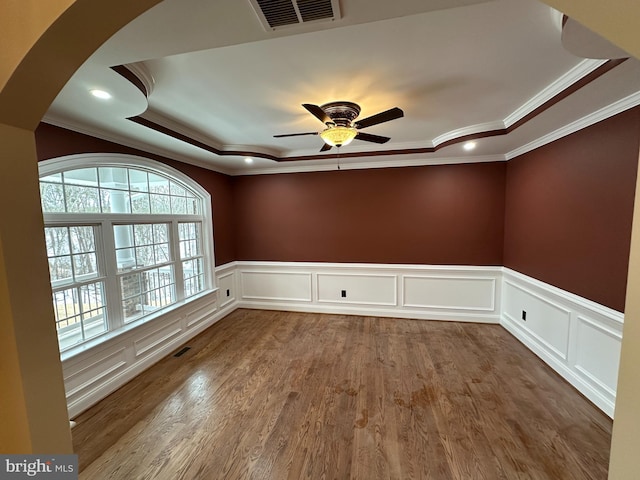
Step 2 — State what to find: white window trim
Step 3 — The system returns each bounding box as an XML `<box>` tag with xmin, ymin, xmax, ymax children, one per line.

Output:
<box><xmin>39</xmin><ymin>153</ymin><xmax>217</xmax><ymax>356</ymax></box>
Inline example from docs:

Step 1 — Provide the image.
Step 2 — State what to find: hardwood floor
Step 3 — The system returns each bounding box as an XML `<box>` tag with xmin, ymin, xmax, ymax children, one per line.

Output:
<box><xmin>73</xmin><ymin>309</ymin><xmax>612</xmax><ymax>479</ymax></box>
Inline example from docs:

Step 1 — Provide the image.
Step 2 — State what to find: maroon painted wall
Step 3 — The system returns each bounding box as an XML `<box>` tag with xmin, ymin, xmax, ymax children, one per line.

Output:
<box><xmin>233</xmin><ymin>163</ymin><xmax>506</xmax><ymax>265</ymax></box>
<box><xmin>36</xmin><ymin>111</ymin><xmax>640</xmax><ymax>312</ymax></box>
<box><xmin>504</xmin><ymin>107</ymin><xmax>640</xmax><ymax>312</ymax></box>
<box><xmin>35</xmin><ymin>123</ymin><xmax>236</xmax><ymax>265</ymax></box>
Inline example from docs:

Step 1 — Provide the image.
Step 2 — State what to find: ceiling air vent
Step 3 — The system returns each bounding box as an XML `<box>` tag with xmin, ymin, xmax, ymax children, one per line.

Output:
<box><xmin>250</xmin><ymin>0</ymin><xmax>341</xmax><ymax>31</ymax></box>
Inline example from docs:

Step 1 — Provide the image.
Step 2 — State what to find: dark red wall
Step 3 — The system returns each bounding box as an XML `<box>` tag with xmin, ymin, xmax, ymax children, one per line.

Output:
<box><xmin>35</xmin><ymin>124</ymin><xmax>236</xmax><ymax>265</ymax></box>
<box><xmin>36</xmin><ymin>110</ymin><xmax>640</xmax><ymax>312</ymax></box>
<box><xmin>233</xmin><ymin>163</ymin><xmax>506</xmax><ymax>265</ymax></box>
<box><xmin>504</xmin><ymin>107</ymin><xmax>640</xmax><ymax>312</ymax></box>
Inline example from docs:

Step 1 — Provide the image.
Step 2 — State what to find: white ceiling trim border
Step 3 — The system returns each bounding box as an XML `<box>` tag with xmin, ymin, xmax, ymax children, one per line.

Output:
<box><xmin>125</xmin><ymin>62</ymin><xmax>156</xmax><ymax>96</ymax></box>
<box><xmin>432</xmin><ymin>59</ymin><xmax>607</xmax><ymax>148</ymax></box>
<box><xmin>503</xmin><ymin>58</ymin><xmax>607</xmax><ymax>127</ymax></box>
<box><xmin>42</xmin><ymin>80</ymin><xmax>639</xmax><ymax>176</ymax></box>
<box><xmin>240</xmin><ymin>155</ymin><xmax>507</xmax><ymax>176</ymax></box>
<box><xmin>41</xmin><ymin>113</ymin><xmax>238</xmax><ymax>176</ymax></box>
<box><xmin>506</xmin><ymin>90</ymin><xmax>640</xmax><ymax>160</ymax></box>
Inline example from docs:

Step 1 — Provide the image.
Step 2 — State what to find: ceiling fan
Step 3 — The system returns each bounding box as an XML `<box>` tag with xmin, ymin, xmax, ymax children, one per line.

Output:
<box><xmin>274</xmin><ymin>101</ymin><xmax>404</xmax><ymax>151</ymax></box>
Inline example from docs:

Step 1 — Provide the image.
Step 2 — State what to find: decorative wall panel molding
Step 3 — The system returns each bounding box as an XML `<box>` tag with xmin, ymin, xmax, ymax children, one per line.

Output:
<box><xmin>240</xmin><ymin>270</ymin><xmax>313</xmax><ymax>302</ymax></box>
<box><xmin>62</xmin><ymin>263</ymin><xmax>239</xmax><ymax>418</ymax></box>
<box><xmin>62</xmin><ymin>261</ymin><xmax>623</xmax><ymax>419</ymax></box>
<box><xmin>403</xmin><ymin>275</ymin><xmax>496</xmax><ymax>311</ymax></box>
<box><xmin>236</xmin><ymin>261</ymin><xmax>502</xmax><ymax>323</ymax></box>
<box><xmin>500</xmin><ymin>268</ymin><xmax>623</xmax><ymax>417</ymax></box>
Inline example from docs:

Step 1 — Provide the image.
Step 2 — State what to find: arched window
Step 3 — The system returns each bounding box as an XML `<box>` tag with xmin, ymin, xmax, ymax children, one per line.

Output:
<box><xmin>39</xmin><ymin>154</ymin><xmax>215</xmax><ymax>352</ymax></box>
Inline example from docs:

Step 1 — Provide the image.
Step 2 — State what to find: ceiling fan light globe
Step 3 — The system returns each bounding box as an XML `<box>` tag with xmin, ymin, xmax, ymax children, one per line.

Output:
<box><xmin>320</xmin><ymin>126</ymin><xmax>357</xmax><ymax>147</ymax></box>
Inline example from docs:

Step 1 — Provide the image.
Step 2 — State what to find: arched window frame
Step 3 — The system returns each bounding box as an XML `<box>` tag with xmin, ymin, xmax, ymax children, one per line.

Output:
<box><xmin>38</xmin><ymin>153</ymin><xmax>216</xmax><ymax>353</ymax></box>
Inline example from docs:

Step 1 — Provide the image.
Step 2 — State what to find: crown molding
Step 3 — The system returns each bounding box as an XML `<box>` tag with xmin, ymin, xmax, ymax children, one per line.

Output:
<box><xmin>43</xmin><ymin>58</ymin><xmax>635</xmax><ymax>176</ymax></box>
<box><xmin>432</xmin><ymin>121</ymin><xmax>505</xmax><ymax>147</ymax></box>
<box><xmin>506</xmin><ymin>90</ymin><xmax>640</xmax><ymax>160</ymax></box>
<box><xmin>41</xmin><ymin>113</ymin><xmax>237</xmax><ymax>176</ymax></box>
<box><xmin>504</xmin><ymin>59</ymin><xmax>607</xmax><ymax>127</ymax></box>
<box><xmin>140</xmin><ymin>108</ymin><xmax>283</xmax><ymax>158</ymax></box>
<box><xmin>125</xmin><ymin>62</ymin><xmax>155</xmax><ymax>96</ymax></box>
<box><xmin>109</xmin><ymin>58</ymin><xmax>627</xmax><ymax>166</ymax></box>
<box><xmin>240</xmin><ymin>154</ymin><xmax>506</xmax><ymax>176</ymax></box>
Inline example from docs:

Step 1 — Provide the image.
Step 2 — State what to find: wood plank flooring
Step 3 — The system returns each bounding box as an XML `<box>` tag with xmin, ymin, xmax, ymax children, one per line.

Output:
<box><xmin>73</xmin><ymin>309</ymin><xmax>612</xmax><ymax>479</ymax></box>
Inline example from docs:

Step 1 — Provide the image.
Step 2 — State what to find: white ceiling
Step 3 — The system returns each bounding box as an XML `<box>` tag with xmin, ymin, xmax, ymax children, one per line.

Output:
<box><xmin>44</xmin><ymin>0</ymin><xmax>640</xmax><ymax>175</ymax></box>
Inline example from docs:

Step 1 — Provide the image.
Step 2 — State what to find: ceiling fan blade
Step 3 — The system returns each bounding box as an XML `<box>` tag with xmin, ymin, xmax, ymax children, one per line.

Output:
<box><xmin>354</xmin><ymin>107</ymin><xmax>404</xmax><ymax>129</ymax></box>
<box><xmin>355</xmin><ymin>132</ymin><xmax>390</xmax><ymax>144</ymax></box>
<box><xmin>273</xmin><ymin>132</ymin><xmax>318</xmax><ymax>138</ymax></box>
<box><xmin>302</xmin><ymin>104</ymin><xmax>331</xmax><ymax>125</ymax></box>
<box><xmin>320</xmin><ymin>143</ymin><xmax>332</xmax><ymax>152</ymax></box>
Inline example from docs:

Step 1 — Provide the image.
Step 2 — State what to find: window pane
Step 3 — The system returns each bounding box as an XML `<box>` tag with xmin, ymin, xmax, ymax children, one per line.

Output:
<box><xmin>70</xmin><ymin>226</ymin><xmax>95</xmax><ymax>253</ymax></box>
<box><xmin>130</xmin><ymin>192</ymin><xmax>150</xmax><ymax>214</ymax></box>
<box><xmin>40</xmin><ymin>183</ymin><xmax>65</xmax><ymax>212</ymax></box>
<box><xmin>99</xmin><ymin>167</ymin><xmax>129</xmax><ymax>190</ymax></box>
<box><xmin>148</xmin><ymin>173</ymin><xmax>169</xmax><ymax>194</ymax></box>
<box><xmin>153</xmin><ymin>224</ymin><xmax>168</xmax><ymax>243</ymax></box>
<box><xmin>54</xmin><ymin>282</ymin><xmax>107</xmax><ymax>351</ymax></box>
<box><xmin>49</xmin><ymin>256</ymin><xmax>72</xmax><ymax>283</ymax></box>
<box><xmin>171</xmin><ymin>196</ymin><xmax>187</xmax><ymax>214</ymax></box>
<box><xmin>101</xmin><ymin>189</ymin><xmax>131</xmax><ymax>213</ymax></box>
<box><xmin>134</xmin><ymin>224</ymin><xmax>153</xmax><ymax>246</ymax></box>
<box><xmin>186</xmin><ymin>198</ymin><xmax>199</xmax><ymax>214</ymax></box>
<box><xmin>116</xmin><ymin>248</ymin><xmax>136</xmax><ymax>272</ymax></box>
<box><xmin>120</xmin><ymin>266</ymin><xmax>175</xmax><ymax>323</ymax></box>
<box><xmin>121</xmin><ymin>272</ymin><xmax>143</xmax><ymax>322</ymax></box>
<box><xmin>41</xmin><ymin>173</ymin><xmax>62</xmax><ymax>183</ymax></box>
<box><xmin>128</xmin><ymin>169</ymin><xmax>149</xmax><ymax>192</ymax></box>
<box><xmin>169</xmin><ymin>181</ymin><xmax>186</xmax><ymax>197</ymax></box>
<box><xmin>179</xmin><ymin>222</ymin><xmax>201</xmax><ymax>259</ymax></box>
<box><xmin>135</xmin><ymin>246</ymin><xmax>154</xmax><ymax>267</ymax></box>
<box><xmin>63</xmin><ymin>168</ymin><xmax>98</xmax><ymax>187</ymax></box>
<box><xmin>45</xmin><ymin>227</ymin><xmax>70</xmax><ymax>256</ymax></box>
<box><xmin>183</xmin><ymin>258</ymin><xmax>204</xmax><ymax>298</ymax></box>
<box><xmin>154</xmin><ymin>244</ymin><xmax>170</xmax><ymax>263</ymax></box>
<box><xmin>113</xmin><ymin>225</ymin><xmax>134</xmax><ymax>249</ymax></box>
<box><xmin>150</xmin><ymin>194</ymin><xmax>171</xmax><ymax>214</ymax></box>
<box><xmin>65</xmin><ymin>185</ymin><xmax>100</xmax><ymax>213</ymax></box>
<box><xmin>73</xmin><ymin>253</ymin><xmax>98</xmax><ymax>278</ymax></box>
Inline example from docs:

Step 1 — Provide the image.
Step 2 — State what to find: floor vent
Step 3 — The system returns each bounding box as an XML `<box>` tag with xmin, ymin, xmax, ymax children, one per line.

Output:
<box><xmin>174</xmin><ymin>346</ymin><xmax>191</xmax><ymax>357</ymax></box>
<box><xmin>250</xmin><ymin>0</ymin><xmax>340</xmax><ymax>30</ymax></box>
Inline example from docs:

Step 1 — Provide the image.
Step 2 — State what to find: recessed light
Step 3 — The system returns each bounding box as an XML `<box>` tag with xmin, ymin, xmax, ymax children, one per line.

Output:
<box><xmin>90</xmin><ymin>89</ymin><xmax>112</xmax><ymax>100</ymax></box>
<box><xmin>244</xmin><ymin>157</ymin><xmax>254</xmax><ymax>164</ymax></box>
<box><xmin>463</xmin><ymin>141</ymin><xmax>476</xmax><ymax>151</ymax></box>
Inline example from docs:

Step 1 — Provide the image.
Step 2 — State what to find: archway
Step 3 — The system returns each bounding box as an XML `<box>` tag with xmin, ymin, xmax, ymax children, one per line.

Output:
<box><xmin>0</xmin><ymin>0</ymin><xmax>161</xmax><ymax>453</ymax></box>
<box><xmin>1</xmin><ymin>3</ymin><xmax>639</xmax><ymax>475</ymax></box>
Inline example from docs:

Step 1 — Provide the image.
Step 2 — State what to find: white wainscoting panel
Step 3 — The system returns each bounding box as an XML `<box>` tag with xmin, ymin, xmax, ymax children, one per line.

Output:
<box><xmin>62</xmin><ymin>263</ymin><xmax>239</xmax><ymax>418</ymax></box>
<box><xmin>241</xmin><ymin>270</ymin><xmax>313</xmax><ymax>302</ymax></box>
<box><xmin>62</xmin><ymin>261</ymin><xmax>623</xmax><ymax>420</ymax></box>
<box><xmin>317</xmin><ymin>273</ymin><xmax>397</xmax><ymax>306</ymax></box>
<box><xmin>575</xmin><ymin>315</ymin><xmax>621</xmax><ymax>397</ymax></box>
<box><xmin>503</xmin><ymin>280</ymin><xmax>571</xmax><ymax>361</ymax></box>
<box><xmin>63</xmin><ymin>348</ymin><xmax>127</xmax><ymax>400</ymax></box>
<box><xmin>403</xmin><ymin>275</ymin><xmax>495</xmax><ymax>311</ymax></box>
<box><xmin>501</xmin><ymin>268</ymin><xmax>623</xmax><ymax>417</ymax></box>
<box><xmin>217</xmin><ymin>270</ymin><xmax>237</xmax><ymax>309</ymax></box>
<box><xmin>236</xmin><ymin>262</ymin><xmax>502</xmax><ymax>323</ymax></box>
<box><xmin>133</xmin><ymin>319</ymin><xmax>183</xmax><ymax>359</ymax></box>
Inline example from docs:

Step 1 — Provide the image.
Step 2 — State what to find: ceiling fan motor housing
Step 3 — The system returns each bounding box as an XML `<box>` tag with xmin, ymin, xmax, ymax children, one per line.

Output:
<box><xmin>321</xmin><ymin>101</ymin><xmax>361</xmax><ymax>126</ymax></box>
